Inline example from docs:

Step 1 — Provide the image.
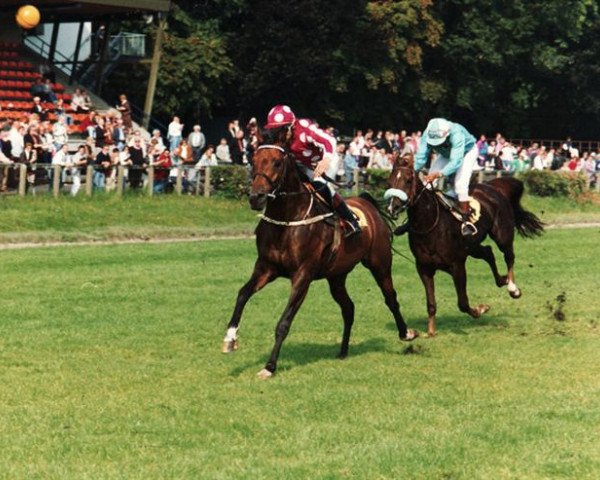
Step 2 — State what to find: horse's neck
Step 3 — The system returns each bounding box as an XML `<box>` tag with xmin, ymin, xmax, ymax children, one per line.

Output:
<box><xmin>264</xmin><ymin>162</ymin><xmax>311</xmax><ymax>220</ymax></box>
<box><xmin>408</xmin><ymin>184</ymin><xmax>437</xmax><ymax>222</ymax></box>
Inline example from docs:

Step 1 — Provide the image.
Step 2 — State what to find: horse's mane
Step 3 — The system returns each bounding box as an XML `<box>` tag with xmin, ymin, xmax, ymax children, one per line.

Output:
<box><xmin>259</xmin><ymin>126</ymin><xmax>289</xmax><ymax>147</ymax></box>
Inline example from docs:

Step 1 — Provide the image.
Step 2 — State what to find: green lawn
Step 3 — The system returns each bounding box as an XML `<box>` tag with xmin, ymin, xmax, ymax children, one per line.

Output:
<box><xmin>0</xmin><ymin>228</ymin><xmax>598</xmax><ymax>478</ymax></box>
<box><xmin>0</xmin><ymin>195</ymin><xmax>257</xmax><ymax>243</ymax></box>
<box><xmin>0</xmin><ymin>193</ymin><xmax>599</xmax><ymax>244</ymax></box>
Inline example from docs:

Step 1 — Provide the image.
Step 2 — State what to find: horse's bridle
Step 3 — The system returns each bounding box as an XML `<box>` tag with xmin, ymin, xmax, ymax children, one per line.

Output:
<box><xmin>252</xmin><ymin>144</ymin><xmax>289</xmax><ymax>198</ymax></box>
<box><xmin>388</xmin><ymin>164</ymin><xmax>440</xmax><ymax>235</ymax></box>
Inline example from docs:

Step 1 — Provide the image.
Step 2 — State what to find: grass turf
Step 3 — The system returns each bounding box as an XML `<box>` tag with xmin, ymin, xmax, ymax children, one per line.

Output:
<box><xmin>0</xmin><ymin>193</ymin><xmax>599</xmax><ymax>244</ymax></box>
<box><xmin>0</xmin><ymin>227</ymin><xmax>598</xmax><ymax>478</ymax></box>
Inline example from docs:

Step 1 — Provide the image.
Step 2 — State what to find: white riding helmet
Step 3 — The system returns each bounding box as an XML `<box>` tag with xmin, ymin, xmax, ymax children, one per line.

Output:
<box><xmin>426</xmin><ymin>118</ymin><xmax>451</xmax><ymax>146</ymax></box>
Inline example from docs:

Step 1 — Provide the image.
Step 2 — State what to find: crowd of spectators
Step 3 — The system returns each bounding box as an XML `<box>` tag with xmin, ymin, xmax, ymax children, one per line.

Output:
<box><xmin>2</xmin><ymin>84</ymin><xmax>600</xmax><ymax>196</ymax></box>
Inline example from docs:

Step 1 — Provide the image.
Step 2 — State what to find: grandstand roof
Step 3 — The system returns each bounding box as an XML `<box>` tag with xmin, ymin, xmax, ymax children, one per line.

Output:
<box><xmin>0</xmin><ymin>1</ymin><xmax>171</xmax><ymax>20</ymax></box>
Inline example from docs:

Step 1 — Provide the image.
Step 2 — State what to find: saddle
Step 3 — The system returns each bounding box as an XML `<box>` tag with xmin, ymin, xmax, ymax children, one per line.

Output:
<box><xmin>435</xmin><ymin>191</ymin><xmax>481</xmax><ymax>224</ymax></box>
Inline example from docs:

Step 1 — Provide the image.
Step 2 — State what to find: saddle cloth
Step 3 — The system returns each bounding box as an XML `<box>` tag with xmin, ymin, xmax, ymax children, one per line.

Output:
<box><xmin>349</xmin><ymin>206</ymin><xmax>368</xmax><ymax>228</ymax></box>
<box><xmin>435</xmin><ymin>192</ymin><xmax>481</xmax><ymax>224</ymax></box>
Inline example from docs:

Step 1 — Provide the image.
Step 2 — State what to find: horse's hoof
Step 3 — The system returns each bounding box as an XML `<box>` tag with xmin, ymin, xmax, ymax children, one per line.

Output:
<box><xmin>257</xmin><ymin>368</ymin><xmax>274</xmax><ymax>379</ymax></box>
<box><xmin>426</xmin><ymin>331</ymin><xmax>436</xmax><ymax>339</ymax></box>
<box><xmin>478</xmin><ymin>304</ymin><xmax>491</xmax><ymax>315</ymax></box>
<box><xmin>401</xmin><ymin>329</ymin><xmax>419</xmax><ymax>341</ymax></box>
<box><xmin>221</xmin><ymin>339</ymin><xmax>239</xmax><ymax>353</ymax></box>
<box><xmin>509</xmin><ymin>288</ymin><xmax>522</xmax><ymax>299</ymax></box>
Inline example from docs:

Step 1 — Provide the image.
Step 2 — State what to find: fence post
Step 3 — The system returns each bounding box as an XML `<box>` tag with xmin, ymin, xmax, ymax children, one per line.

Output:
<box><xmin>53</xmin><ymin>165</ymin><xmax>61</xmax><ymax>198</ymax></box>
<box><xmin>147</xmin><ymin>165</ymin><xmax>154</xmax><ymax>196</ymax></box>
<box><xmin>176</xmin><ymin>167</ymin><xmax>183</xmax><ymax>195</ymax></box>
<box><xmin>18</xmin><ymin>164</ymin><xmax>27</xmax><ymax>196</ymax></box>
<box><xmin>596</xmin><ymin>178</ymin><xmax>600</xmax><ymax>193</ymax></box>
<box><xmin>352</xmin><ymin>168</ymin><xmax>359</xmax><ymax>195</ymax></box>
<box><xmin>116</xmin><ymin>166</ymin><xmax>125</xmax><ymax>197</ymax></box>
<box><xmin>204</xmin><ymin>167</ymin><xmax>211</xmax><ymax>198</ymax></box>
<box><xmin>85</xmin><ymin>165</ymin><xmax>93</xmax><ymax>196</ymax></box>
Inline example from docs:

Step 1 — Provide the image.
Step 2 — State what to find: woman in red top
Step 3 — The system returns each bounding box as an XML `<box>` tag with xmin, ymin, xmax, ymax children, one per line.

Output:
<box><xmin>264</xmin><ymin>105</ymin><xmax>361</xmax><ymax>236</ymax></box>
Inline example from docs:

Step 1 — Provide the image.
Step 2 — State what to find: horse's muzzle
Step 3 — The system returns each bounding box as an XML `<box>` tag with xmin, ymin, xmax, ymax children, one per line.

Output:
<box><xmin>384</xmin><ymin>188</ymin><xmax>408</xmax><ymax>218</ymax></box>
<box><xmin>249</xmin><ymin>193</ymin><xmax>268</xmax><ymax>211</ymax></box>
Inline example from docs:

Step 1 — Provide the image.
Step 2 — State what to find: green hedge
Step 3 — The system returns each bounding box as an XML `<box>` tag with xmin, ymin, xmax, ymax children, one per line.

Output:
<box><xmin>362</xmin><ymin>168</ymin><xmax>391</xmax><ymax>198</ymax></box>
<box><xmin>210</xmin><ymin>165</ymin><xmax>250</xmax><ymax>199</ymax></box>
<box><xmin>520</xmin><ymin>170</ymin><xmax>588</xmax><ymax>197</ymax></box>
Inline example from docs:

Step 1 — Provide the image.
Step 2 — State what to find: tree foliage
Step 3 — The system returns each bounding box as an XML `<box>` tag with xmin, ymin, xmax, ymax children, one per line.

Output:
<box><xmin>107</xmin><ymin>0</ymin><xmax>600</xmax><ymax>138</ymax></box>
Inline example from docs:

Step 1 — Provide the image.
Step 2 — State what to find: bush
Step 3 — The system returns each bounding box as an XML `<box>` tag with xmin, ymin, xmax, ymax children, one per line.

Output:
<box><xmin>210</xmin><ymin>165</ymin><xmax>250</xmax><ymax>199</ymax></box>
<box><xmin>520</xmin><ymin>170</ymin><xmax>588</xmax><ymax>197</ymax></box>
<box><xmin>363</xmin><ymin>168</ymin><xmax>391</xmax><ymax>198</ymax></box>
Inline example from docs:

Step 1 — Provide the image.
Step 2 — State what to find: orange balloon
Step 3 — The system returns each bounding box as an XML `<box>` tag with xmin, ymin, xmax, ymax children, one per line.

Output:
<box><xmin>16</xmin><ymin>5</ymin><xmax>41</xmax><ymax>30</ymax></box>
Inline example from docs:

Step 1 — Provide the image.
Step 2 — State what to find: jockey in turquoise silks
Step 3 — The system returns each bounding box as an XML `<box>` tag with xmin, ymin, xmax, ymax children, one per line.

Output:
<box><xmin>411</xmin><ymin>118</ymin><xmax>478</xmax><ymax>236</ymax></box>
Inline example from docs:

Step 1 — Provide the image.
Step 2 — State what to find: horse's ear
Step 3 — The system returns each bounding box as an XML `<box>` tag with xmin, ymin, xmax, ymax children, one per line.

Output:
<box><xmin>256</xmin><ymin>128</ymin><xmax>265</xmax><ymax>145</ymax></box>
<box><xmin>401</xmin><ymin>153</ymin><xmax>414</xmax><ymax>167</ymax></box>
<box><xmin>391</xmin><ymin>151</ymin><xmax>400</xmax><ymax>166</ymax></box>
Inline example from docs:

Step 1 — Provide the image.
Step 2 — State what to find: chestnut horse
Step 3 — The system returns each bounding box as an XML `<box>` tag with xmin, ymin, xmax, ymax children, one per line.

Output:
<box><xmin>222</xmin><ymin>141</ymin><xmax>417</xmax><ymax>378</ymax></box>
<box><xmin>385</xmin><ymin>154</ymin><xmax>544</xmax><ymax>337</ymax></box>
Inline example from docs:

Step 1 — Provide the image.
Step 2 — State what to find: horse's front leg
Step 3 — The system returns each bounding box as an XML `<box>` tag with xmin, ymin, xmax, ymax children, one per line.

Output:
<box><xmin>416</xmin><ymin>263</ymin><xmax>437</xmax><ymax>337</ymax></box>
<box><xmin>223</xmin><ymin>260</ymin><xmax>277</xmax><ymax>353</ymax></box>
<box><xmin>258</xmin><ymin>271</ymin><xmax>313</xmax><ymax>379</ymax></box>
<box><xmin>451</xmin><ymin>262</ymin><xmax>490</xmax><ymax>318</ymax></box>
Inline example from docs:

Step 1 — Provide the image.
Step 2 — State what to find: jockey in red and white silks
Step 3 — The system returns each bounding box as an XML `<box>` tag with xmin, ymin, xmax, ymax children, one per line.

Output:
<box><xmin>264</xmin><ymin>105</ymin><xmax>361</xmax><ymax>236</ymax></box>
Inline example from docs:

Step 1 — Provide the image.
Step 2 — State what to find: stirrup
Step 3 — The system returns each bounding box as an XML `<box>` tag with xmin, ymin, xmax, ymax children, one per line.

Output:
<box><xmin>344</xmin><ymin>221</ymin><xmax>362</xmax><ymax>238</ymax></box>
<box><xmin>461</xmin><ymin>221</ymin><xmax>478</xmax><ymax>236</ymax></box>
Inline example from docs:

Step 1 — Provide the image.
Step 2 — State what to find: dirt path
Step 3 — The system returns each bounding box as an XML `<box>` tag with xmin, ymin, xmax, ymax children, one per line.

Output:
<box><xmin>0</xmin><ymin>222</ymin><xmax>598</xmax><ymax>251</ymax></box>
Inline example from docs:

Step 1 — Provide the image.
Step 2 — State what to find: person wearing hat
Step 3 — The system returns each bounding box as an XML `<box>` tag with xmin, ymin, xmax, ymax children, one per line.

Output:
<box><xmin>263</xmin><ymin>105</ymin><xmax>361</xmax><ymax>237</ymax></box>
<box><xmin>398</xmin><ymin>118</ymin><xmax>478</xmax><ymax>236</ymax></box>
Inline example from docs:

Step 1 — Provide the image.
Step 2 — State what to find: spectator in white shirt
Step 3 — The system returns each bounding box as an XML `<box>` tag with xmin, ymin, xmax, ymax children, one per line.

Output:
<box><xmin>196</xmin><ymin>145</ymin><xmax>218</xmax><ymax>167</ymax></box>
<box><xmin>52</xmin><ymin>117</ymin><xmax>68</xmax><ymax>150</ymax></box>
<box><xmin>167</xmin><ymin>116</ymin><xmax>184</xmax><ymax>151</ymax></box>
<box><xmin>187</xmin><ymin>124</ymin><xmax>206</xmax><ymax>162</ymax></box>
<box><xmin>9</xmin><ymin>121</ymin><xmax>24</xmax><ymax>159</ymax></box>
<box><xmin>216</xmin><ymin>138</ymin><xmax>231</xmax><ymax>164</ymax></box>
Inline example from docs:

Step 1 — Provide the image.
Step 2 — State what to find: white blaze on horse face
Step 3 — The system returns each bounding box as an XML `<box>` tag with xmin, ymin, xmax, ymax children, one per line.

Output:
<box><xmin>396</xmin><ymin>171</ymin><xmax>402</xmax><ymax>180</ymax></box>
<box><xmin>224</xmin><ymin>327</ymin><xmax>238</xmax><ymax>342</ymax></box>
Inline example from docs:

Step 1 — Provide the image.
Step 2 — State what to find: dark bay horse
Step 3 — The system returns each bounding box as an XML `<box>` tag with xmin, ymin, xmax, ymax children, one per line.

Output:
<box><xmin>222</xmin><ymin>142</ymin><xmax>417</xmax><ymax>378</ymax></box>
<box><xmin>385</xmin><ymin>154</ymin><xmax>544</xmax><ymax>337</ymax></box>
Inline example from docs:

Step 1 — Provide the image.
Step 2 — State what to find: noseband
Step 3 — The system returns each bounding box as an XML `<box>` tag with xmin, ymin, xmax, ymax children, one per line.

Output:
<box><xmin>386</xmin><ymin>164</ymin><xmax>440</xmax><ymax>234</ymax></box>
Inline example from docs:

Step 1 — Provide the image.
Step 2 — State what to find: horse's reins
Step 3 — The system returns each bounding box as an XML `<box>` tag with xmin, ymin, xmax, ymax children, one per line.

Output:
<box><xmin>254</xmin><ymin>144</ymin><xmax>334</xmax><ymax>226</ymax></box>
<box><xmin>392</xmin><ymin>166</ymin><xmax>440</xmax><ymax>235</ymax></box>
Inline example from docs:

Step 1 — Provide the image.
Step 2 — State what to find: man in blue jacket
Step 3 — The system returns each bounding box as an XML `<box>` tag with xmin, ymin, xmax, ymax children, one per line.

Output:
<box><xmin>412</xmin><ymin>117</ymin><xmax>479</xmax><ymax>236</ymax></box>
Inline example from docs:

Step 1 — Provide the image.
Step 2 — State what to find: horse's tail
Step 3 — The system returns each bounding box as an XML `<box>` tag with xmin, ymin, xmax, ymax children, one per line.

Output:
<box><xmin>488</xmin><ymin>177</ymin><xmax>545</xmax><ymax>238</ymax></box>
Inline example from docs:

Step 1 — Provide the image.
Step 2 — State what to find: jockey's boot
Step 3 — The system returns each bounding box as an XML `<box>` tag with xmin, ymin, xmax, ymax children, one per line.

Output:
<box><xmin>458</xmin><ymin>200</ymin><xmax>477</xmax><ymax>236</ymax></box>
<box><xmin>334</xmin><ymin>194</ymin><xmax>362</xmax><ymax>238</ymax></box>
<box><xmin>394</xmin><ymin>222</ymin><xmax>409</xmax><ymax>236</ymax></box>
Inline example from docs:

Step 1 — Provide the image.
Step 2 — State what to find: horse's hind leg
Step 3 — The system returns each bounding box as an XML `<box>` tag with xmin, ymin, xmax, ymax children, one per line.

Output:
<box><xmin>451</xmin><ymin>261</ymin><xmax>490</xmax><ymax>318</ymax></box>
<box><xmin>500</xmin><ymin>242</ymin><xmax>521</xmax><ymax>298</ymax></box>
<box><xmin>223</xmin><ymin>260</ymin><xmax>276</xmax><ymax>353</ymax></box>
<box><xmin>327</xmin><ymin>274</ymin><xmax>354</xmax><ymax>358</ymax></box>
<box><xmin>491</xmin><ymin>230</ymin><xmax>522</xmax><ymax>299</ymax></box>
<box><xmin>469</xmin><ymin>244</ymin><xmax>508</xmax><ymax>288</ymax></box>
<box><xmin>363</xmin><ymin>259</ymin><xmax>417</xmax><ymax>341</ymax></box>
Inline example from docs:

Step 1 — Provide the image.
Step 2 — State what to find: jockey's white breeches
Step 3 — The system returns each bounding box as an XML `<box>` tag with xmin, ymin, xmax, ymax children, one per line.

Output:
<box><xmin>297</xmin><ymin>158</ymin><xmax>339</xmax><ymax>195</ymax></box>
<box><xmin>429</xmin><ymin>145</ymin><xmax>478</xmax><ymax>201</ymax></box>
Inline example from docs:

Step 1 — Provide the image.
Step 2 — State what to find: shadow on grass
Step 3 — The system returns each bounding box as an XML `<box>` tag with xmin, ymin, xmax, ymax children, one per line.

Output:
<box><xmin>385</xmin><ymin>310</ymin><xmax>509</xmax><ymax>336</ymax></box>
<box><xmin>228</xmin><ymin>337</ymin><xmax>388</xmax><ymax>377</ymax></box>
